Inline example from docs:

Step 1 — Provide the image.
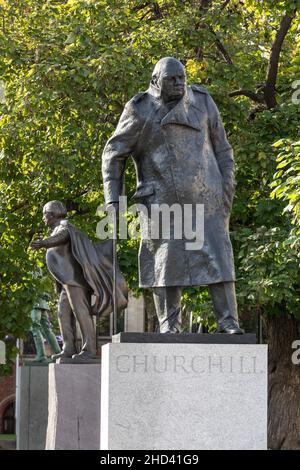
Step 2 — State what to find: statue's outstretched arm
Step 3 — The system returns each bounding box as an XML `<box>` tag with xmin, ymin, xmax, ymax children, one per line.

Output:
<box><xmin>30</xmin><ymin>229</ymin><xmax>69</xmax><ymax>250</ymax></box>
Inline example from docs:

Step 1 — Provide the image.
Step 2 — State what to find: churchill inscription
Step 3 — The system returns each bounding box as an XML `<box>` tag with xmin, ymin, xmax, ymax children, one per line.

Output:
<box><xmin>115</xmin><ymin>354</ymin><xmax>264</xmax><ymax>375</ymax></box>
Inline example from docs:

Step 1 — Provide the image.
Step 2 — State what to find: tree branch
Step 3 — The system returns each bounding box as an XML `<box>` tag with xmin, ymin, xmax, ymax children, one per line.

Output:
<box><xmin>264</xmin><ymin>12</ymin><xmax>295</xmax><ymax>108</ymax></box>
<box><xmin>200</xmin><ymin>0</ymin><xmax>213</xmax><ymax>9</ymax></box>
<box><xmin>194</xmin><ymin>1</ymin><xmax>233</xmax><ymax>64</ymax></box>
<box><xmin>228</xmin><ymin>89</ymin><xmax>264</xmax><ymax>103</ymax></box>
<box><xmin>131</xmin><ymin>1</ymin><xmax>151</xmax><ymax>12</ymax></box>
<box><xmin>9</xmin><ymin>201</ymin><xmax>30</xmax><ymax>213</ymax></box>
<box><xmin>152</xmin><ymin>2</ymin><xmax>163</xmax><ymax>19</ymax></box>
<box><xmin>209</xmin><ymin>26</ymin><xmax>233</xmax><ymax>65</ymax></box>
<box><xmin>229</xmin><ymin>10</ymin><xmax>297</xmax><ymax>111</ymax></box>
<box><xmin>220</xmin><ymin>0</ymin><xmax>231</xmax><ymax>11</ymax></box>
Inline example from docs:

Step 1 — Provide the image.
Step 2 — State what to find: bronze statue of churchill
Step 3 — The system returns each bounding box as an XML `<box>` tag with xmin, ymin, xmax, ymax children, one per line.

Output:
<box><xmin>102</xmin><ymin>57</ymin><xmax>243</xmax><ymax>335</ymax></box>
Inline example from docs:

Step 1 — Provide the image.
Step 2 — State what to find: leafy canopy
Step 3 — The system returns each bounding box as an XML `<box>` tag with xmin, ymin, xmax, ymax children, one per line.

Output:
<box><xmin>0</xmin><ymin>0</ymin><xmax>299</xmax><ymax>365</ymax></box>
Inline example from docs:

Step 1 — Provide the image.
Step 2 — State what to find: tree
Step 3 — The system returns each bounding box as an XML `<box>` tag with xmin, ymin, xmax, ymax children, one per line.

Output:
<box><xmin>0</xmin><ymin>0</ymin><xmax>299</xmax><ymax>448</ymax></box>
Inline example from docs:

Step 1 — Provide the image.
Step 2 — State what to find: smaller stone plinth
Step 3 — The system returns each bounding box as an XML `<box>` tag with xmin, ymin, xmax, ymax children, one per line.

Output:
<box><xmin>46</xmin><ymin>363</ymin><xmax>101</xmax><ymax>450</ymax></box>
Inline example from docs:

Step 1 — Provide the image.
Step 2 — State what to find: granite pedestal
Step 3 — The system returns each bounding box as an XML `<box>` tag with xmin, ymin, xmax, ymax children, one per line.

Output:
<box><xmin>46</xmin><ymin>363</ymin><xmax>101</xmax><ymax>450</ymax></box>
<box><xmin>17</xmin><ymin>363</ymin><xmax>49</xmax><ymax>450</ymax></box>
<box><xmin>101</xmin><ymin>334</ymin><xmax>267</xmax><ymax>450</ymax></box>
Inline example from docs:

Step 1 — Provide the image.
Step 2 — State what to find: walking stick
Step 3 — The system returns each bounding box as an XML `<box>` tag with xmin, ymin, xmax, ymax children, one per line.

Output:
<box><xmin>111</xmin><ymin>206</ymin><xmax>118</xmax><ymax>337</ymax></box>
<box><xmin>96</xmin><ymin>304</ymin><xmax>100</xmax><ymax>357</ymax></box>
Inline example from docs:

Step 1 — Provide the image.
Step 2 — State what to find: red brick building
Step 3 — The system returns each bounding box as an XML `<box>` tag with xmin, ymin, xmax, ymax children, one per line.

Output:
<box><xmin>0</xmin><ymin>366</ymin><xmax>16</xmax><ymax>434</ymax></box>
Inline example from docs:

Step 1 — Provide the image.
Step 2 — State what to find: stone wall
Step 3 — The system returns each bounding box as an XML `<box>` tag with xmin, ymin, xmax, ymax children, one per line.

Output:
<box><xmin>0</xmin><ymin>365</ymin><xmax>15</xmax><ymax>433</ymax></box>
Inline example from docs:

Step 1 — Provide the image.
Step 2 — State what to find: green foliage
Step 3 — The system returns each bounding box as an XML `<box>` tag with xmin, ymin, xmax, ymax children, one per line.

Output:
<box><xmin>271</xmin><ymin>139</ymin><xmax>300</xmax><ymax>243</ymax></box>
<box><xmin>235</xmin><ymin>226</ymin><xmax>300</xmax><ymax>318</ymax></box>
<box><xmin>182</xmin><ymin>287</ymin><xmax>217</xmax><ymax>332</ymax></box>
<box><xmin>0</xmin><ymin>0</ymin><xmax>299</xmax><ymax>360</ymax></box>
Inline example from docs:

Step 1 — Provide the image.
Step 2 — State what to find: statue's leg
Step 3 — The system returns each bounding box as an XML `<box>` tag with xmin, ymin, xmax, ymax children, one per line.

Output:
<box><xmin>209</xmin><ymin>281</ymin><xmax>244</xmax><ymax>334</ymax></box>
<box><xmin>31</xmin><ymin>308</ymin><xmax>47</xmax><ymax>362</ymax></box>
<box><xmin>152</xmin><ymin>286</ymin><xmax>182</xmax><ymax>333</ymax></box>
<box><xmin>52</xmin><ymin>288</ymin><xmax>77</xmax><ymax>359</ymax></box>
<box><xmin>65</xmin><ymin>285</ymin><xmax>96</xmax><ymax>358</ymax></box>
<box><xmin>40</xmin><ymin>310</ymin><xmax>61</xmax><ymax>355</ymax></box>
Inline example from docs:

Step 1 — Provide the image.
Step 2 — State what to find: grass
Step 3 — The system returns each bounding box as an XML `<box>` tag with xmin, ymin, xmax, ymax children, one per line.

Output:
<box><xmin>0</xmin><ymin>434</ymin><xmax>16</xmax><ymax>441</ymax></box>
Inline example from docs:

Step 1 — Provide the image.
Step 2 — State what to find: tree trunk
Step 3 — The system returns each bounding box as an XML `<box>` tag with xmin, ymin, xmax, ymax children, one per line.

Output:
<box><xmin>265</xmin><ymin>313</ymin><xmax>300</xmax><ymax>449</ymax></box>
<box><xmin>264</xmin><ymin>13</ymin><xmax>294</xmax><ymax>109</ymax></box>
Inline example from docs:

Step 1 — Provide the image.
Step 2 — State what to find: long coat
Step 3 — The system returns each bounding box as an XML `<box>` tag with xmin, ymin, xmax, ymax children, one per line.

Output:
<box><xmin>102</xmin><ymin>84</ymin><xmax>236</xmax><ymax>287</ymax></box>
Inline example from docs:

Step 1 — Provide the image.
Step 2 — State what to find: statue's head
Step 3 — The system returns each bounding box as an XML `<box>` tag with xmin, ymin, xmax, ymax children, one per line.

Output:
<box><xmin>151</xmin><ymin>57</ymin><xmax>186</xmax><ymax>103</ymax></box>
<box><xmin>42</xmin><ymin>200</ymin><xmax>67</xmax><ymax>226</ymax></box>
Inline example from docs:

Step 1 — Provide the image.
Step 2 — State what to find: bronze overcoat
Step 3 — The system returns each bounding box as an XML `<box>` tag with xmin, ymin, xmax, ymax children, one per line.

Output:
<box><xmin>102</xmin><ymin>85</ymin><xmax>236</xmax><ymax>287</ymax></box>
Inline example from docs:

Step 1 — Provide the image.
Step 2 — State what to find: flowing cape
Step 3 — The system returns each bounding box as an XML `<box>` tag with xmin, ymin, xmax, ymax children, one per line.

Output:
<box><xmin>64</xmin><ymin>221</ymin><xmax>128</xmax><ymax>316</ymax></box>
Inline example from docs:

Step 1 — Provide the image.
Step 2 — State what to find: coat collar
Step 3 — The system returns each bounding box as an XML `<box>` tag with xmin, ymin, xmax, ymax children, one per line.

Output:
<box><xmin>147</xmin><ymin>85</ymin><xmax>203</xmax><ymax>131</ymax></box>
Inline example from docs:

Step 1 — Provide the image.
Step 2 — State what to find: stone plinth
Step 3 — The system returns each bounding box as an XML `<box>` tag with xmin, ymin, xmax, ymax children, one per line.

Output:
<box><xmin>46</xmin><ymin>363</ymin><xmax>101</xmax><ymax>450</ymax></box>
<box><xmin>17</xmin><ymin>363</ymin><xmax>49</xmax><ymax>450</ymax></box>
<box><xmin>113</xmin><ymin>332</ymin><xmax>257</xmax><ymax>344</ymax></box>
<box><xmin>100</xmin><ymin>341</ymin><xmax>267</xmax><ymax>450</ymax></box>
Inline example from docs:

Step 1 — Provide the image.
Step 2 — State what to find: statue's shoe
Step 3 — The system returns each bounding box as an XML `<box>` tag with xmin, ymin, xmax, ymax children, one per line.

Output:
<box><xmin>161</xmin><ymin>330</ymin><xmax>181</xmax><ymax>334</ymax></box>
<box><xmin>215</xmin><ymin>324</ymin><xmax>245</xmax><ymax>335</ymax></box>
<box><xmin>159</xmin><ymin>324</ymin><xmax>182</xmax><ymax>334</ymax></box>
<box><xmin>51</xmin><ymin>351</ymin><xmax>75</xmax><ymax>360</ymax></box>
<box><xmin>71</xmin><ymin>351</ymin><xmax>96</xmax><ymax>360</ymax></box>
<box><xmin>32</xmin><ymin>356</ymin><xmax>48</xmax><ymax>363</ymax></box>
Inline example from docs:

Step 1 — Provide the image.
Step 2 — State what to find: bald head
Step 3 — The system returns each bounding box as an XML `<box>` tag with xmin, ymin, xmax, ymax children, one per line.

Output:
<box><xmin>42</xmin><ymin>200</ymin><xmax>67</xmax><ymax>227</ymax></box>
<box><xmin>151</xmin><ymin>57</ymin><xmax>186</xmax><ymax>103</ymax></box>
<box><xmin>152</xmin><ymin>57</ymin><xmax>185</xmax><ymax>79</ymax></box>
<box><xmin>43</xmin><ymin>200</ymin><xmax>67</xmax><ymax>218</ymax></box>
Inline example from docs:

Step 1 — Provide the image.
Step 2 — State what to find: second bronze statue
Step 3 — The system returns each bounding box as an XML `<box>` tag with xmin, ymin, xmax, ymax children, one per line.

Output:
<box><xmin>30</xmin><ymin>200</ymin><xmax>128</xmax><ymax>360</ymax></box>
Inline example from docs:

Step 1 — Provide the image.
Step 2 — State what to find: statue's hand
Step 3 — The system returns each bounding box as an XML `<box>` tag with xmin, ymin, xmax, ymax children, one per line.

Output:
<box><xmin>30</xmin><ymin>239</ymin><xmax>45</xmax><ymax>250</ymax></box>
<box><xmin>91</xmin><ymin>295</ymin><xmax>101</xmax><ymax>315</ymax></box>
<box><xmin>222</xmin><ymin>183</ymin><xmax>234</xmax><ymax>213</ymax></box>
<box><xmin>106</xmin><ymin>202</ymin><xmax>119</xmax><ymax>213</ymax></box>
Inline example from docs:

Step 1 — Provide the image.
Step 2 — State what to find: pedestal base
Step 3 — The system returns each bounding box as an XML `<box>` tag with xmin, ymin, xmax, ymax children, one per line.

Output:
<box><xmin>101</xmin><ymin>341</ymin><xmax>267</xmax><ymax>450</ymax></box>
<box><xmin>17</xmin><ymin>364</ymin><xmax>49</xmax><ymax>450</ymax></box>
<box><xmin>46</xmin><ymin>363</ymin><xmax>101</xmax><ymax>450</ymax></box>
<box><xmin>113</xmin><ymin>332</ymin><xmax>256</xmax><ymax>344</ymax></box>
